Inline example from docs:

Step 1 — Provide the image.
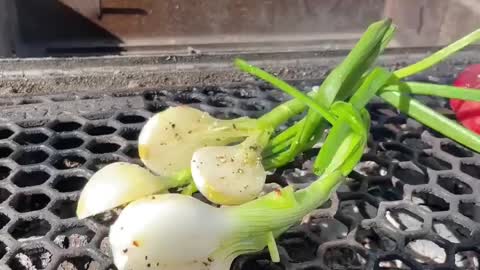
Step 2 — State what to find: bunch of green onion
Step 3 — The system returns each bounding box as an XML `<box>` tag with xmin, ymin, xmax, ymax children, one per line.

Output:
<box><xmin>76</xmin><ymin>19</ymin><xmax>480</xmax><ymax>270</ymax></box>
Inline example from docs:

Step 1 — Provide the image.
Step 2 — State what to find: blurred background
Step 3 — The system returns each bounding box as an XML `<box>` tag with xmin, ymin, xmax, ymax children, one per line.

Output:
<box><xmin>1</xmin><ymin>0</ymin><xmax>479</xmax><ymax>58</ymax></box>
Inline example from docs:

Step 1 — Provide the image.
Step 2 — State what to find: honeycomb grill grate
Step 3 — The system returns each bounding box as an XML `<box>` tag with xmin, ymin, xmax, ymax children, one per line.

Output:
<box><xmin>0</xmin><ymin>79</ymin><xmax>478</xmax><ymax>270</ymax></box>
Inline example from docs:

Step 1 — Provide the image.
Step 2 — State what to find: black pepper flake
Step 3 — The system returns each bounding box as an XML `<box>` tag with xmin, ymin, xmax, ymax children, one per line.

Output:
<box><xmin>203</xmin><ymin>262</ymin><xmax>209</xmax><ymax>266</ymax></box>
<box><xmin>233</xmin><ymin>124</ymin><xmax>237</xmax><ymax>129</ymax></box>
<box><xmin>208</xmin><ymin>257</ymin><xmax>213</xmax><ymax>262</ymax></box>
<box><xmin>156</xmin><ymin>262</ymin><xmax>160</xmax><ymax>266</ymax></box>
<box><xmin>122</xmin><ymin>248</ymin><xmax>128</xmax><ymax>253</ymax></box>
<box><xmin>145</xmin><ymin>256</ymin><xmax>148</xmax><ymax>260</ymax></box>
<box><xmin>188</xmin><ymin>130</ymin><xmax>192</xmax><ymax>134</ymax></box>
<box><xmin>147</xmin><ymin>263</ymin><xmax>151</xmax><ymax>267</ymax></box>
<box><xmin>216</xmin><ymin>138</ymin><xmax>221</xmax><ymax>141</ymax></box>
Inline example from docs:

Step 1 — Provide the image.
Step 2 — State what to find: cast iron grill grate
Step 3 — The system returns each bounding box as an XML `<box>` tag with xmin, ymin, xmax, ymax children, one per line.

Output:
<box><xmin>0</xmin><ymin>76</ymin><xmax>478</xmax><ymax>270</ymax></box>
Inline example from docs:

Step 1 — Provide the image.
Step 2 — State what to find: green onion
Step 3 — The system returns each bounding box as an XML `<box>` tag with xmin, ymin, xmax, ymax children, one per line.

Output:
<box><xmin>77</xmin><ymin>162</ymin><xmax>175</xmax><ymax>219</ymax></box>
<box><xmin>381</xmin><ymin>82</ymin><xmax>480</xmax><ymax>101</ymax></box>
<box><xmin>191</xmin><ymin>132</ymin><xmax>271</xmax><ymax>205</ymax></box>
<box><xmin>379</xmin><ymin>90</ymin><xmax>480</xmax><ymax>152</ymax></box>
<box><xmin>394</xmin><ymin>29</ymin><xmax>480</xmax><ymax>79</ymax></box>
<box><xmin>76</xmin><ymin>20</ymin><xmax>480</xmax><ymax>270</ymax></box>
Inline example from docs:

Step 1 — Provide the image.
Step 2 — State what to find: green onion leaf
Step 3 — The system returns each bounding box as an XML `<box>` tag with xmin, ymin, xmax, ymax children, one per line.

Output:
<box><xmin>379</xmin><ymin>90</ymin><xmax>480</xmax><ymax>152</ymax></box>
<box><xmin>394</xmin><ymin>29</ymin><xmax>480</xmax><ymax>79</ymax></box>
<box><xmin>382</xmin><ymin>82</ymin><xmax>480</xmax><ymax>102</ymax></box>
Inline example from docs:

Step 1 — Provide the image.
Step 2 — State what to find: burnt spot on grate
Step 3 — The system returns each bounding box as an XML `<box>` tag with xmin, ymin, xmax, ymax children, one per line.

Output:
<box><xmin>0</xmin><ymin>78</ymin><xmax>478</xmax><ymax>269</ymax></box>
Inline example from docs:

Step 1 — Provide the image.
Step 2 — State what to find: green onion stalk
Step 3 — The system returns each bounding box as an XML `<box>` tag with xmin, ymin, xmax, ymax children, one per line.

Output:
<box><xmin>77</xmin><ymin>79</ymin><xmax>328</xmax><ymax>217</ymax></box>
<box><xmin>75</xmin><ymin>19</ymin><xmax>480</xmax><ymax>270</ymax></box>
<box><xmin>109</xmin><ymin>101</ymin><xmax>368</xmax><ymax>270</ymax></box>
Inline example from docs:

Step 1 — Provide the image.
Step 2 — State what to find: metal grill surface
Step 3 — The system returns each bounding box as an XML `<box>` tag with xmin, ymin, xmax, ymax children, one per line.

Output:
<box><xmin>0</xmin><ymin>77</ymin><xmax>478</xmax><ymax>270</ymax></box>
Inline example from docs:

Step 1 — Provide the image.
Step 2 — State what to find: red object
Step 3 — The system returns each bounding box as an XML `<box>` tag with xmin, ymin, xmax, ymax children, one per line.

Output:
<box><xmin>449</xmin><ymin>64</ymin><xmax>480</xmax><ymax>134</ymax></box>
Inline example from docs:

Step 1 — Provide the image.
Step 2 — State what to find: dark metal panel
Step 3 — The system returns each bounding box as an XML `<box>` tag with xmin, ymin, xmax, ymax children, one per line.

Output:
<box><xmin>13</xmin><ymin>0</ymin><xmax>385</xmax><ymax>56</ymax></box>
